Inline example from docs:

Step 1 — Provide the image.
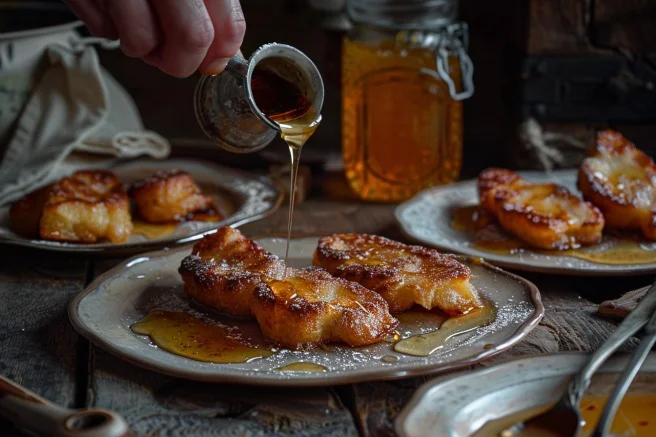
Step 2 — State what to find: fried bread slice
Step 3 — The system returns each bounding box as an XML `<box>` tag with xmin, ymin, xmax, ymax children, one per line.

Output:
<box><xmin>578</xmin><ymin>130</ymin><xmax>656</xmax><ymax>240</ymax></box>
<box><xmin>313</xmin><ymin>234</ymin><xmax>481</xmax><ymax>315</ymax></box>
<box><xmin>129</xmin><ymin>169</ymin><xmax>221</xmax><ymax>223</ymax></box>
<box><xmin>179</xmin><ymin>227</ymin><xmax>398</xmax><ymax>349</ymax></box>
<box><xmin>179</xmin><ymin>226</ymin><xmax>286</xmax><ymax>318</ymax></box>
<box><xmin>478</xmin><ymin>168</ymin><xmax>604</xmax><ymax>250</ymax></box>
<box><xmin>9</xmin><ymin>170</ymin><xmax>133</xmax><ymax>243</ymax></box>
<box><xmin>252</xmin><ymin>267</ymin><xmax>398</xmax><ymax>349</ymax></box>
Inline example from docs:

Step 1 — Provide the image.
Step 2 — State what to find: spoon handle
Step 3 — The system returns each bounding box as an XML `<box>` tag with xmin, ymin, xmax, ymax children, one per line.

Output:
<box><xmin>592</xmin><ymin>308</ymin><xmax>656</xmax><ymax>437</ymax></box>
<box><xmin>568</xmin><ymin>278</ymin><xmax>656</xmax><ymax>405</ymax></box>
<box><xmin>0</xmin><ymin>375</ymin><xmax>132</xmax><ymax>437</ymax></box>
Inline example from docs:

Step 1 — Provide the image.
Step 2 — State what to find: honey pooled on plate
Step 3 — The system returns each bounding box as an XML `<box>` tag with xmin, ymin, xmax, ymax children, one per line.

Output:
<box><xmin>475</xmin><ymin>394</ymin><xmax>656</xmax><ymax>437</ymax></box>
<box><xmin>276</xmin><ymin>362</ymin><xmax>327</xmax><ymax>373</ymax></box>
<box><xmin>394</xmin><ymin>301</ymin><xmax>496</xmax><ymax>357</ymax></box>
<box><xmin>450</xmin><ymin>205</ymin><xmax>656</xmax><ymax>265</ymax></box>
<box><xmin>131</xmin><ymin>309</ymin><xmax>273</xmax><ymax>364</ymax></box>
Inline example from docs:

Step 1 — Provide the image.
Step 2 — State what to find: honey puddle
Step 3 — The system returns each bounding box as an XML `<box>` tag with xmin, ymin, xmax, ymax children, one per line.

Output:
<box><xmin>131</xmin><ymin>310</ymin><xmax>273</xmax><ymax>364</ymax></box>
<box><xmin>132</xmin><ymin>221</ymin><xmax>177</xmax><ymax>240</ymax></box>
<box><xmin>451</xmin><ymin>205</ymin><xmax>656</xmax><ymax>265</ymax></box>
<box><xmin>394</xmin><ymin>302</ymin><xmax>496</xmax><ymax>357</ymax></box>
<box><xmin>474</xmin><ymin>394</ymin><xmax>656</xmax><ymax>437</ymax></box>
<box><xmin>276</xmin><ymin>362</ymin><xmax>327</xmax><ymax>372</ymax></box>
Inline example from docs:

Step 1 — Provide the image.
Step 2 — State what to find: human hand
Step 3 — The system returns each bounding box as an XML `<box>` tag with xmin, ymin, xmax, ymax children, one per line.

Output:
<box><xmin>64</xmin><ymin>0</ymin><xmax>246</xmax><ymax>77</ymax></box>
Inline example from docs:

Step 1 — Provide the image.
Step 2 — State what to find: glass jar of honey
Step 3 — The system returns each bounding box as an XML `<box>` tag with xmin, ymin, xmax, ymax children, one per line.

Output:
<box><xmin>342</xmin><ymin>0</ymin><xmax>474</xmax><ymax>202</ymax></box>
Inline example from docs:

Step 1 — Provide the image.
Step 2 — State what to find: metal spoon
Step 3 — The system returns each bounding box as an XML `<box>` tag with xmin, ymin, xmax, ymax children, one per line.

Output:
<box><xmin>500</xmin><ymin>278</ymin><xmax>656</xmax><ymax>437</ymax></box>
<box><xmin>0</xmin><ymin>375</ymin><xmax>132</xmax><ymax>437</ymax></box>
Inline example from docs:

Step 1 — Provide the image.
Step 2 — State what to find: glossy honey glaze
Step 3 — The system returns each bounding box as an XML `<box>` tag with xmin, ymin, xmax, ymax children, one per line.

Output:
<box><xmin>451</xmin><ymin>205</ymin><xmax>656</xmax><ymax>265</ymax></box>
<box><xmin>394</xmin><ymin>301</ymin><xmax>496</xmax><ymax>357</ymax></box>
<box><xmin>276</xmin><ymin>362</ymin><xmax>328</xmax><ymax>372</ymax></box>
<box><xmin>474</xmin><ymin>394</ymin><xmax>656</xmax><ymax>437</ymax></box>
<box><xmin>131</xmin><ymin>207</ymin><xmax>221</xmax><ymax>240</ymax></box>
<box><xmin>131</xmin><ymin>310</ymin><xmax>273</xmax><ymax>363</ymax></box>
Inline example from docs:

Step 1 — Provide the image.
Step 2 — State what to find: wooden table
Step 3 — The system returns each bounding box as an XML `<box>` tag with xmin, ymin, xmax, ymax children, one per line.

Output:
<box><xmin>0</xmin><ymin>201</ymin><xmax>649</xmax><ymax>437</ymax></box>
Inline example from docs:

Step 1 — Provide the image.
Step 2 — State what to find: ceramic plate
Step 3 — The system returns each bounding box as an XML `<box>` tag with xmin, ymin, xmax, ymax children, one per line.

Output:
<box><xmin>396</xmin><ymin>352</ymin><xmax>656</xmax><ymax>437</ymax></box>
<box><xmin>0</xmin><ymin>159</ymin><xmax>282</xmax><ymax>254</ymax></box>
<box><xmin>68</xmin><ymin>236</ymin><xmax>543</xmax><ymax>386</ymax></box>
<box><xmin>395</xmin><ymin>169</ymin><xmax>656</xmax><ymax>276</ymax></box>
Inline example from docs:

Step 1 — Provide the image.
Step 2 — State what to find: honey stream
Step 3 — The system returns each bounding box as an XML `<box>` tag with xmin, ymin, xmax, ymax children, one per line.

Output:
<box><xmin>251</xmin><ymin>61</ymin><xmax>321</xmax><ymax>265</ymax></box>
<box><xmin>451</xmin><ymin>205</ymin><xmax>656</xmax><ymax>265</ymax></box>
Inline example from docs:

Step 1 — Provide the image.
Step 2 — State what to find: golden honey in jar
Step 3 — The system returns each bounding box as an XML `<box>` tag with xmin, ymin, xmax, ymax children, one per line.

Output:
<box><xmin>342</xmin><ymin>0</ymin><xmax>474</xmax><ymax>202</ymax></box>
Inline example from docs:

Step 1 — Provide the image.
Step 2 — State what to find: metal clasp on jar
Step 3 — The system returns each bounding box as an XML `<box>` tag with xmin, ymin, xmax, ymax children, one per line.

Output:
<box><xmin>396</xmin><ymin>22</ymin><xmax>475</xmax><ymax>101</ymax></box>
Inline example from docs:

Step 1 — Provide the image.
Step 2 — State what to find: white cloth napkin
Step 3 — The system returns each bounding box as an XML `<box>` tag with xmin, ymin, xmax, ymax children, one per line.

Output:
<box><xmin>0</xmin><ymin>37</ymin><xmax>170</xmax><ymax>206</ymax></box>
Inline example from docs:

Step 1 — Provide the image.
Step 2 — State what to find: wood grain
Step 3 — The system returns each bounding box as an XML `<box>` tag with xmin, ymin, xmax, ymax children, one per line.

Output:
<box><xmin>527</xmin><ymin>0</ymin><xmax>595</xmax><ymax>54</ymax></box>
<box><xmin>593</xmin><ymin>0</ymin><xmax>656</xmax><ymax>52</ymax></box>
<box><xmin>0</xmin><ymin>247</ymin><xmax>89</xmax><ymax>436</ymax></box>
<box><xmin>88</xmin><ymin>348</ymin><xmax>358</xmax><ymax>437</ymax></box>
<box><xmin>598</xmin><ymin>285</ymin><xmax>650</xmax><ymax>320</ymax></box>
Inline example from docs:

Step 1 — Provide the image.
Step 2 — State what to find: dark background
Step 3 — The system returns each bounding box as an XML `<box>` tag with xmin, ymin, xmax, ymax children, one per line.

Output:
<box><xmin>3</xmin><ymin>0</ymin><xmax>656</xmax><ymax>178</ymax></box>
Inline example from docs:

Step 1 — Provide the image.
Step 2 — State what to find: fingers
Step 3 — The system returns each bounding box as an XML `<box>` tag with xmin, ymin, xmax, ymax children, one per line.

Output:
<box><xmin>63</xmin><ymin>0</ymin><xmax>117</xmax><ymax>39</ymax></box>
<box><xmin>106</xmin><ymin>0</ymin><xmax>159</xmax><ymax>58</ymax></box>
<box><xmin>148</xmin><ymin>0</ymin><xmax>215</xmax><ymax>78</ymax></box>
<box><xmin>199</xmin><ymin>0</ymin><xmax>246</xmax><ymax>75</ymax></box>
<box><xmin>64</xmin><ymin>0</ymin><xmax>245</xmax><ymax>78</ymax></box>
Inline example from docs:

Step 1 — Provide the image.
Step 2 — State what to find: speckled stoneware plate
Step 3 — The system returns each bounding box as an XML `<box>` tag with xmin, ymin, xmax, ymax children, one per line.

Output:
<box><xmin>396</xmin><ymin>352</ymin><xmax>656</xmax><ymax>437</ymax></box>
<box><xmin>0</xmin><ymin>159</ymin><xmax>282</xmax><ymax>255</ymax></box>
<box><xmin>68</xmin><ymin>236</ymin><xmax>543</xmax><ymax>386</ymax></box>
<box><xmin>395</xmin><ymin>169</ymin><xmax>656</xmax><ymax>276</ymax></box>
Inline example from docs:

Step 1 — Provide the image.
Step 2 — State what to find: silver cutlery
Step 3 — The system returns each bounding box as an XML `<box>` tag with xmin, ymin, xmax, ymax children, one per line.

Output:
<box><xmin>501</xmin><ymin>278</ymin><xmax>656</xmax><ymax>437</ymax></box>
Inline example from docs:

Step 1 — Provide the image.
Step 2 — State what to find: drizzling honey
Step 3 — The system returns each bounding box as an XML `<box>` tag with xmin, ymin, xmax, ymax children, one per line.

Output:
<box><xmin>251</xmin><ymin>62</ymin><xmax>321</xmax><ymax>265</ymax></box>
<box><xmin>276</xmin><ymin>362</ymin><xmax>328</xmax><ymax>372</ymax></box>
<box><xmin>394</xmin><ymin>302</ymin><xmax>496</xmax><ymax>357</ymax></box>
<box><xmin>451</xmin><ymin>205</ymin><xmax>656</xmax><ymax>265</ymax></box>
<box><xmin>131</xmin><ymin>310</ymin><xmax>273</xmax><ymax>363</ymax></box>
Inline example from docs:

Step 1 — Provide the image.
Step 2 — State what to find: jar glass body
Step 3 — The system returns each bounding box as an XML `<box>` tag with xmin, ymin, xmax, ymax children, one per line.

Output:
<box><xmin>341</xmin><ymin>24</ymin><xmax>463</xmax><ymax>202</ymax></box>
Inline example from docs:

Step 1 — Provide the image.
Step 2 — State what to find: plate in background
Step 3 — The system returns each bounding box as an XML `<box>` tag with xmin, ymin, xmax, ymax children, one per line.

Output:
<box><xmin>0</xmin><ymin>159</ymin><xmax>282</xmax><ymax>255</ymax></box>
<box><xmin>69</xmin><ymin>236</ymin><xmax>543</xmax><ymax>386</ymax></box>
<box><xmin>396</xmin><ymin>352</ymin><xmax>656</xmax><ymax>437</ymax></box>
<box><xmin>395</xmin><ymin>169</ymin><xmax>656</xmax><ymax>276</ymax></box>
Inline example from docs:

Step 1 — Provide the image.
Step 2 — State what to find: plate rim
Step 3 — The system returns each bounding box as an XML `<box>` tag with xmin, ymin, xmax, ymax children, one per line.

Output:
<box><xmin>395</xmin><ymin>351</ymin><xmax>656</xmax><ymax>437</ymax></box>
<box><xmin>68</xmin><ymin>235</ymin><xmax>545</xmax><ymax>387</ymax></box>
<box><xmin>0</xmin><ymin>159</ymin><xmax>283</xmax><ymax>255</ymax></box>
<box><xmin>394</xmin><ymin>171</ymin><xmax>656</xmax><ymax>276</ymax></box>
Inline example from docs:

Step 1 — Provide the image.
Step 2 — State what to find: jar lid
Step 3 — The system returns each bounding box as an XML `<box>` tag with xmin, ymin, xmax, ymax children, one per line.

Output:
<box><xmin>346</xmin><ymin>0</ymin><xmax>459</xmax><ymax>30</ymax></box>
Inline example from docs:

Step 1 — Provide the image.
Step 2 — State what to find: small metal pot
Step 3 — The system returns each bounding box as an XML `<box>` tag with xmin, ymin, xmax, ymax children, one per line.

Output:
<box><xmin>194</xmin><ymin>43</ymin><xmax>325</xmax><ymax>154</ymax></box>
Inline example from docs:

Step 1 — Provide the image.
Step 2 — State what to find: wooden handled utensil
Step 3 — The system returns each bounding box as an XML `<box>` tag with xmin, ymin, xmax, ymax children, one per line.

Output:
<box><xmin>0</xmin><ymin>375</ymin><xmax>132</xmax><ymax>437</ymax></box>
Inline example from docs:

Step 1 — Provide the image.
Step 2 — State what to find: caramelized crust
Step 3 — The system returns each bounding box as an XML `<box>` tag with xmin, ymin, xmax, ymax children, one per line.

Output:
<box><xmin>129</xmin><ymin>169</ymin><xmax>221</xmax><ymax>224</ymax></box>
<box><xmin>179</xmin><ymin>227</ymin><xmax>398</xmax><ymax>349</ymax></box>
<box><xmin>252</xmin><ymin>267</ymin><xmax>398</xmax><ymax>350</ymax></box>
<box><xmin>179</xmin><ymin>227</ymin><xmax>285</xmax><ymax>318</ymax></box>
<box><xmin>478</xmin><ymin>168</ymin><xmax>604</xmax><ymax>250</ymax></box>
<box><xmin>10</xmin><ymin>170</ymin><xmax>133</xmax><ymax>243</ymax></box>
<box><xmin>578</xmin><ymin>130</ymin><xmax>656</xmax><ymax>240</ymax></box>
<box><xmin>313</xmin><ymin>234</ymin><xmax>481</xmax><ymax>315</ymax></box>
<box><xmin>9</xmin><ymin>184</ymin><xmax>54</xmax><ymax>238</ymax></box>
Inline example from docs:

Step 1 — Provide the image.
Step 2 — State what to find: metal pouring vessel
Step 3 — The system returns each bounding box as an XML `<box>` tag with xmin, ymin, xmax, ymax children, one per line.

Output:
<box><xmin>194</xmin><ymin>43</ymin><xmax>324</xmax><ymax>154</ymax></box>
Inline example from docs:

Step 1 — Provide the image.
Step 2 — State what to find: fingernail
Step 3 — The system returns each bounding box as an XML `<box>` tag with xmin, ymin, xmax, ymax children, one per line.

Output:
<box><xmin>200</xmin><ymin>58</ymin><xmax>230</xmax><ymax>76</ymax></box>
